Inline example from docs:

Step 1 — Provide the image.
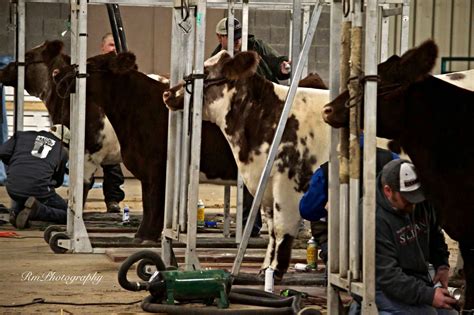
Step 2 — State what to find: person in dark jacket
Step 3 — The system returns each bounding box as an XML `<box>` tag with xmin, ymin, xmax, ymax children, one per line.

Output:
<box><xmin>212</xmin><ymin>18</ymin><xmax>291</xmax><ymax>236</ymax></box>
<box><xmin>375</xmin><ymin>159</ymin><xmax>457</xmax><ymax>314</ymax></box>
<box><xmin>299</xmin><ymin>140</ymin><xmax>399</xmax><ymax>272</ymax></box>
<box><xmin>1</xmin><ymin>125</ymin><xmax>69</xmax><ymax>228</ymax></box>
<box><xmin>96</xmin><ymin>32</ymin><xmax>125</xmax><ymax>213</ymax></box>
<box><xmin>212</xmin><ymin>17</ymin><xmax>291</xmax><ymax>84</ymax></box>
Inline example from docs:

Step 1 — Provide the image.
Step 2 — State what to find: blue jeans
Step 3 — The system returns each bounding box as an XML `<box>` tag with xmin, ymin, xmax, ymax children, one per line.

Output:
<box><xmin>10</xmin><ymin>193</ymin><xmax>67</xmax><ymax>224</ymax></box>
<box><xmin>376</xmin><ymin>290</ymin><xmax>458</xmax><ymax>315</ymax></box>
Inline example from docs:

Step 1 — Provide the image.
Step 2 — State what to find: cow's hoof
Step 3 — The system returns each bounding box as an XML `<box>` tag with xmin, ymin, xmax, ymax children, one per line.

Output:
<box><xmin>132</xmin><ymin>237</ymin><xmax>144</xmax><ymax>244</ymax></box>
<box><xmin>274</xmin><ymin>270</ymin><xmax>285</xmax><ymax>282</ymax></box>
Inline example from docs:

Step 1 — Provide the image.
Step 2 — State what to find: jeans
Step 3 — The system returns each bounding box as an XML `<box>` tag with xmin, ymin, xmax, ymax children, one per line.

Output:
<box><xmin>376</xmin><ymin>290</ymin><xmax>458</xmax><ymax>315</ymax></box>
<box><xmin>10</xmin><ymin>193</ymin><xmax>67</xmax><ymax>224</ymax></box>
<box><xmin>102</xmin><ymin>164</ymin><xmax>125</xmax><ymax>203</ymax></box>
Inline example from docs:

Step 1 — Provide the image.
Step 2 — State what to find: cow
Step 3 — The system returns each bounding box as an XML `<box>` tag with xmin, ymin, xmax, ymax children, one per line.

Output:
<box><xmin>163</xmin><ymin>50</ymin><xmax>331</xmax><ymax>279</ymax></box>
<box><xmin>0</xmin><ymin>42</ymin><xmax>121</xmax><ymax>206</ymax></box>
<box><xmin>322</xmin><ymin>40</ymin><xmax>474</xmax><ymax>309</ymax></box>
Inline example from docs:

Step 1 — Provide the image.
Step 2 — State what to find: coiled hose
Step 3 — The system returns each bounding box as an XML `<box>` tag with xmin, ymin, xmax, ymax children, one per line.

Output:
<box><xmin>118</xmin><ymin>250</ymin><xmax>301</xmax><ymax>314</ymax></box>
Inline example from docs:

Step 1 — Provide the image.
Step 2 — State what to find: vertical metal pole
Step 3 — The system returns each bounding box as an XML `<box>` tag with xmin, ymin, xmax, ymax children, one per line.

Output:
<box><xmin>291</xmin><ymin>0</ymin><xmax>302</xmax><ymax>80</ymax></box>
<box><xmin>362</xmin><ymin>0</ymin><xmax>378</xmax><ymax>313</ymax></box>
<box><xmin>302</xmin><ymin>5</ymin><xmax>310</xmax><ymax>78</ymax></box>
<box><xmin>179</xmin><ymin>11</ymin><xmax>196</xmax><ymax>232</ymax></box>
<box><xmin>71</xmin><ymin>0</ymin><xmax>92</xmax><ymax>253</ymax></box>
<box><xmin>400</xmin><ymin>0</ymin><xmax>410</xmax><ymax>54</ymax></box>
<box><xmin>349</xmin><ymin>0</ymin><xmax>362</xmax><ymax>282</ymax></box>
<box><xmin>184</xmin><ymin>0</ymin><xmax>207</xmax><ymax>271</ymax></box>
<box><xmin>235</xmin><ymin>0</ymin><xmax>249</xmax><ymax>243</ymax></box>
<box><xmin>223</xmin><ymin>186</ymin><xmax>231</xmax><ymax>238</ymax></box>
<box><xmin>328</xmin><ymin>0</ymin><xmax>342</xmax><ymax>312</ymax></box>
<box><xmin>380</xmin><ymin>4</ymin><xmax>390</xmax><ymax>62</ymax></box>
<box><xmin>227</xmin><ymin>0</ymin><xmax>235</xmax><ymax>56</ymax></box>
<box><xmin>14</xmin><ymin>0</ymin><xmax>25</xmax><ymax>132</ymax></box>
<box><xmin>163</xmin><ymin>7</ymin><xmax>184</xmax><ymax>265</ymax></box>
<box><xmin>235</xmin><ymin>176</ymin><xmax>244</xmax><ymax>243</ymax></box>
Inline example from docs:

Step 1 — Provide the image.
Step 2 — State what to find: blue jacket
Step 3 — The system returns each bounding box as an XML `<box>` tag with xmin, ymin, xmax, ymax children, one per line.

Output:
<box><xmin>299</xmin><ymin>146</ymin><xmax>399</xmax><ymax>221</ymax></box>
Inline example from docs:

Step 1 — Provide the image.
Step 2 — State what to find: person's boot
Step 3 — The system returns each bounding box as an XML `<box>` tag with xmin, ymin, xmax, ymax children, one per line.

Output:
<box><xmin>106</xmin><ymin>201</ymin><xmax>121</xmax><ymax>213</ymax></box>
<box><xmin>16</xmin><ymin>197</ymin><xmax>40</xmax><ymax>229</ymax></box>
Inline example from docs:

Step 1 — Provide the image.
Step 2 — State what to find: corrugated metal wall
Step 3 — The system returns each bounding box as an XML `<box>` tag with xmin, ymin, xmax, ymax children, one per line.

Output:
<box><xmin>387</xmin><ymin>0</ymin><xmax>473</xmax><ymax>73</ymax></box>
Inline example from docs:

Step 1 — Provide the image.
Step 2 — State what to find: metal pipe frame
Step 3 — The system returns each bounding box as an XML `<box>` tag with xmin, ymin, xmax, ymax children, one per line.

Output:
<box><xmin>327</xmin><ymin>0</ymin><xmax>342</xmax><ymax>312</ymax></box>
<box><xmin>183</xmin><ymin>0</ymin><xmax>207</xmax><ymax>271</ymax></box>
<box><xmin>231</xmin><ymin>1</ymin><xmax>323</xmax><ymax>277</ymax></box>
<box><xmin>14</xmin><ymin>0</ymin><xmax>25</xmax><ymax>132</ymax></box>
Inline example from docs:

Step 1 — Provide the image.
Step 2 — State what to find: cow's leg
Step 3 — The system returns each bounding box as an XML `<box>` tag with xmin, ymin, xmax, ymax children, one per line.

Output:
<box><xmin>261</xmin><ymin>206</ymin><xmax>275</xmax><ymax>272</ymax></box>
<box><xmin>134</xmin><ymin>181</ymin><xmax>164</xmax><ymax>243</ymax></box>
<box><xmin>270</xmin><ymin>201</ymin><xmax>300</xmax><ymax>281</ymax></box>
<box><xmin>82</xmin><ymin>156</ymin><xmax>99</xmax><ymax>206</ymax></box>
<box><xmin>459</xmin><ymin>242</ymin><xmax>474</xmax><ymax>311</ymax></box>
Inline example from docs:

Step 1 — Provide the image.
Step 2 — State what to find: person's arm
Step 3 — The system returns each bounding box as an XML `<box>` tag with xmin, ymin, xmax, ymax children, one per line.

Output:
<box><xmin>299</xmin><ymin>164</ymin><xmax>328</xmax><ymax>221</ymax></box>
<box><xmin>253</xmin><ymin>39</ymin><xmax>290</xmax><ymax>80</ymax></box>
<box><xmin>376</xmin><ymin>217</ymin><xmax>436</xmax><ymax>305</ymax></box>
<box><xmin>0</xmin><ymin>135</ymin><xmax>17</xmax><ymax>165</ymax></box>
<box><xmin>52</xmin><ymin>148</ymin><xmax>68</xmax><ymax>188</ymax></box>
<box><xmin>426</xmin><ymin>203</ymin><xmax>450</xmax><ymax>287</ymax></box>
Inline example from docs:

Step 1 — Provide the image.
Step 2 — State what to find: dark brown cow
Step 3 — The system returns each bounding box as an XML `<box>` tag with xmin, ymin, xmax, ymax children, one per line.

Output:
<box><xmin>322</xmin><ymin>40</ymin><xmax>474</xmax><ymax>309</ymax></box>
<box><xmin>39</xmin><ymin>41</ymin><xmax>241</xmax><ymax>242</ymax></box>
<box><xmin>164</xmin><ymin>50</ymin><xmax>331</xmax><ymax>279</ymax></box>
<box><xmin>0</xmin><ymin>42</ymin><xmax>121</xmax><ymax>203</ymax></box>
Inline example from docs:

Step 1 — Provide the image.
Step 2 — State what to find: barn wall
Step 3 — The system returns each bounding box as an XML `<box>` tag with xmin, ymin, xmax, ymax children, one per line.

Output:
<box><xmin>0</xmin><ymin>1</ymin><xmax>472</xmax><ymax>81</ymax></box>
<box><xmin>386</xmin><ymin>0</ymin><xmax>473</xmax><ymax>73</ymax></box>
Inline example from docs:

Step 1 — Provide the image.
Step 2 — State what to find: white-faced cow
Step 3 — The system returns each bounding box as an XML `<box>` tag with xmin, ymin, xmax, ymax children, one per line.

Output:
<box><xmin>322</xmin><ymin>40</ymin><xmax>474</xmax><ymax>310</ymax></box>
<box><xmin>163</xmin><ymin>50</ymin><xmax>330</xmax><ymax>279</ymax></box>
<box><xmin>0</xmin><ymin>42</ymin><xmax>121</xmax><ymax>205</ymax></box>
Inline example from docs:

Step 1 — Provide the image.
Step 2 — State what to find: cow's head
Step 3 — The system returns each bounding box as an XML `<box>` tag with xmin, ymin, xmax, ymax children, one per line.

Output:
<box><xmin>45</xmin><ymin>40</ymin><xmax>137</xmax><ymax>100</ymax></box>
<box><xmin>0</xmin><ymin>41</ymin><xmax>68</xmax><ymax>99</ymax></box>
<box><xmin>322</xmin><ymin>40</ymin><xmax>438</xmax><ymax>139</ymax></box>
<box><xmin>163</xmin><ymin>50</ymin><xmax>259</xmax><ymax>120</ymax></box>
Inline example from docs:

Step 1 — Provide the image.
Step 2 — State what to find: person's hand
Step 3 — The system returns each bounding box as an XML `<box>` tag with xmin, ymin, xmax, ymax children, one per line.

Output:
<box><xmin>432</xmin><ymin>288</ymin><xmax>457</xmax><ymax>309</ymax></box>
<box><xmin>433</xmin><ymin>265</ymin><xmax>450</xmax><ymax>288</ymax></box>
<box><xmin>280</xmin><ymin>60</ymin><xmax>291</xmax><ymax>74</ymax></box>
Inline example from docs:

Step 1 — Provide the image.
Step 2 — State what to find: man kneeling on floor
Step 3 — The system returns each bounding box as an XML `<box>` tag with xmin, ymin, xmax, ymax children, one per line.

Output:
<box><xmin>0</xmin><ymin>125</ymin><xmax>69</xmax><ymax>228</ymax></box>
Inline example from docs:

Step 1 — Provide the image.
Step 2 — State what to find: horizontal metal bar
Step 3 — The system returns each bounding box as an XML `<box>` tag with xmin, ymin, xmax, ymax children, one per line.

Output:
<box><xmin>328</xmin><ymin>273</ymin><xmax>365</xmax><ymax>297</ymax></box>
<box><xmin>382</xmin><ymin>7</ymin><xmax>402</xmax><ymax>17</ymax></box>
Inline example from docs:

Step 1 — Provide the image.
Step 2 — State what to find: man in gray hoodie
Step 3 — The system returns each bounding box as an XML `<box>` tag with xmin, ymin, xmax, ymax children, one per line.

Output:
<box><xmin>375</xmin><ymin>159</ymin><xmax>457</xmax><ymax>314</ymax></box>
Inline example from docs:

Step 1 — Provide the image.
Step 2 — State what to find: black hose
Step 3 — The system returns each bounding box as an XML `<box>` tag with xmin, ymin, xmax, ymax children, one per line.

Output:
<box><xmin>141</xmin><ymin>288</ymin><xmax>301</xmax><ymax>314</ymax></box>
<box><xmin>117</xmin><ymin>250</ymin><xmax>166</xmax><ymax>292</ymax></box>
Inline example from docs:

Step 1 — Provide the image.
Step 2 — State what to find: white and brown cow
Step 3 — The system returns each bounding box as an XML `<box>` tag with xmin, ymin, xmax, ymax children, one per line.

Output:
<box><xmin>164</xmin><ymin>50</ymin><xmax>330</xmax><ymax>278</ymax></box>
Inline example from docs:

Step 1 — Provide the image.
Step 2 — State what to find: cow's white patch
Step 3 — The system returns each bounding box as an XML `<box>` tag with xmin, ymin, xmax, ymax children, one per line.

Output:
<box><xmin>436</xmin><ymin>69</ymin><xmax>474</xmax><ymax>91</ymax></box>
<box><xmin>95</xmin><ymin>117</ymin><xmax>121</xmax><ymax>165</ymax></box>
<box><xmin>204</xmin><ymin>50</ymin><xmax>228</xmax><ymax>67</ymax></box>
<box><xmin>147</xmin><ymin>74</ymin><xmax>170</xmax><ymax>84</ymax></box>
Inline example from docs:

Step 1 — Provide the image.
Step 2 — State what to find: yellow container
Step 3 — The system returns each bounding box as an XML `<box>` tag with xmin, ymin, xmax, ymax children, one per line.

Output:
<box><xmin>306</xmin><ymin>237</ymin><xmax>317</xmax><ymax>269</ymax></box>
<box><xmin>197</xmin><ymin>199</ymin><xmax>205</xmax><ymax>227</ymax></box>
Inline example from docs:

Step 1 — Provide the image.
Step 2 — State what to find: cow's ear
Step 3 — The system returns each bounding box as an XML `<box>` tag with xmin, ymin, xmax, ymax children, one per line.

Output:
<box><xmin>399</xmin><ymin>40</ymin><xmax>437</xmax><ymax>82</ymax></box>
<box><xmin>222</xmin><ymin>51</ymin><xmax>259</xmax><ymax>80</ymax></box>
<box><xmin>109</xmin><ymin>52</ymin><xmax>137</xmax><ymax>74</ymax></box>
<box><xmin>42</xmin><ymin>40</ymin><xmax>64</xmax><ymax>65</ymax></box>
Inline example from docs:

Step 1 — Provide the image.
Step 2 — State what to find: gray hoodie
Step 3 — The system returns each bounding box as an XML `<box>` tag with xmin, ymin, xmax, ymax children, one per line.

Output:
<box><xmin>375</xmin><ymin>174</ymin><xmax>450</xmax><ymax>306</ymax></box>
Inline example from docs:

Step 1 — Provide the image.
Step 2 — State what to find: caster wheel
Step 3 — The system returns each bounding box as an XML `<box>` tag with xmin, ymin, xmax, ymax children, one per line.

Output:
<box><xmin>49</xmin><ymin>232</ymin><xmax>70</xmax><ymax>254</ymax></box>
<box><xmin>43</xmin><ymin>225</ymin><xmax>66</xmax><ymax>244</ymax></box>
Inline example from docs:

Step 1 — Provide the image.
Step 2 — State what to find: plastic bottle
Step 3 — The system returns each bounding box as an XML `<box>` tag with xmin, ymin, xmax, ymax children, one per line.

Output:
<box><xmin>122</xmin><ymin>205</ymin><xmax>130</xmax><ymax>225</ymax></box>
<box><xmin>306</xmin><ymin>237</ymin><xmax>317</xmax><ymax>269</ymax></box>
<box><xmin>197</xmin><ymin>199</ymin><xmax>205</xmax><ymax>227</ymax></box>
<box><xmin>264</xmin><ymin>267</ymin><xmax>274</xmax><ymax>293</ymax></box>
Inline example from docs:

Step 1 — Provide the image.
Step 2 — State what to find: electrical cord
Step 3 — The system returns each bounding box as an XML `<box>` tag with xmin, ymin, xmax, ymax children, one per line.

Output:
<box><xmin>0</xmin><ymin>298</ymin><xmax>142</xmax><ymax>308</ymax></box>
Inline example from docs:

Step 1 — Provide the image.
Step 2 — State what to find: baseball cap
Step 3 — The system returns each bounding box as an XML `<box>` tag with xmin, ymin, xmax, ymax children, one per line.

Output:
<box><xmin>216</xmin><ymin>17</ymin><xmax>242</xmax><ymax>40</ymax></box>
<box><xmin>381</xmin><ymin>159</ymin><xmax>425</xmax><ymax>203</ymax></box>
<box><xmin>50</xmin><ymin>124</ymin><xmax>71</xmax><ymax>144</ymax></box>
